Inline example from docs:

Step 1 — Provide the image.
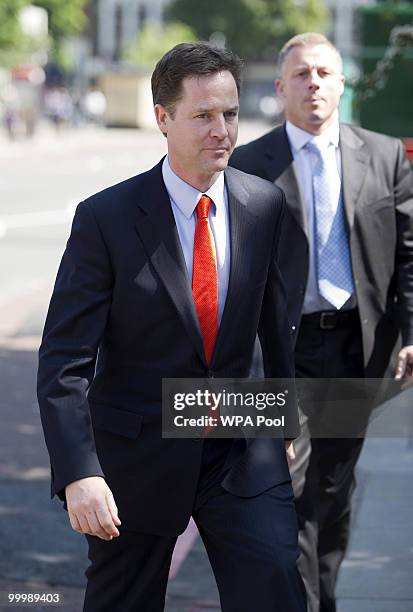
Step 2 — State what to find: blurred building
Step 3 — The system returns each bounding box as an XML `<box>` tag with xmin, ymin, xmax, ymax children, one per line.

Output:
<box><xmin>326</xmin><ymin>0</ymin><xmax>376</xmax><ymax>56</ymax></box>
<box><xmin>87</xmin><ymin>0</ymin><xmax>379</xmax><ymax>63</ymax></box>
<box><xmin>87</xmin><ymin>0</ymin><xmax>169</xmax><ymax>63</ymax></box>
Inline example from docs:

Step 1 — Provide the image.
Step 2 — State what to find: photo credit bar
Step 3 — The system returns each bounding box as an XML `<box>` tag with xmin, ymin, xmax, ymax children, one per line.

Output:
<box><xmin>162</xmin><ymin>378</ymin><xmax>297</xmax><ymax>438</ymax></box>
<box><xmin>162</xmin><ymin>378</ymin><xmax>412</xmax><ymax>439</ymax></box>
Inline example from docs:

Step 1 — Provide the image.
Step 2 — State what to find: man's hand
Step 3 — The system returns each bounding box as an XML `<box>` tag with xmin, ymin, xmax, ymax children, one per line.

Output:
<box><xmin>284</xmin><ymin>440</ymin><xmax>295</xmax><ymax>467</ymax></box>
<box><xmin>65</xmin><ymin>476</ymin><xmax>121</xmax><ymax>541</ymax></box>
<box><xmin>395</xmin><ymin>345</ymin><xmax>413</xmax><ymax>388</ymax></box>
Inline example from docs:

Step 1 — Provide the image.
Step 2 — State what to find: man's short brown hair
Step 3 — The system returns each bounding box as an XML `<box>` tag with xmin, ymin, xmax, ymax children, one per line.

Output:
<box><xmin>151</xmin><ymin>42</ymin><xmax>243</xmax><ymax>117</ymax></box>
<box><xmin>277</xmin><ymin>32</ymin><xmax>343</xmax><ymax>76</ymax></box>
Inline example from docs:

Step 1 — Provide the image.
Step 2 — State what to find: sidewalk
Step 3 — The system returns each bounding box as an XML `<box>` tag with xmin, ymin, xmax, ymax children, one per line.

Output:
<box><xmin>336</xmin><ymin>435</ymin><xmax>413</xmax><ymax>612</ymax></box>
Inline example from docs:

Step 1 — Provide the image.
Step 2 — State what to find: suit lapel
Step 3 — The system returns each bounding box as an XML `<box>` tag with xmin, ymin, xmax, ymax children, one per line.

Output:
<box><xmin>211</xmin><ymin>168</ymin><xmax>257</xmax><ymax>365</ymax></box>
<box><xmin>267</xmin><ymin>124</ymin><xmax>372</xmax><ymax>236</ymax></box>
<box><xmin>339</xmin><ymin>124</ymin><xmax>370</xmax><ymax>230</ymax></box>
<box><xmin>134</xmin><ymin>163</ymin><xmax>262</xmax><ymax>367</ymax></box>
<box><xmin>276</xmin><ymin>164</ymin><xmax>309</xmax><ymax>238</ymax></box>
<box><xmin>263</xmin><ymin>125</ymin><xmax>309</xmax><ymax>238</ymax></box>
<box><xmin>134</xmin><ymin>162</ymin><xmax>206</xmax><ymax>365</ymax></box>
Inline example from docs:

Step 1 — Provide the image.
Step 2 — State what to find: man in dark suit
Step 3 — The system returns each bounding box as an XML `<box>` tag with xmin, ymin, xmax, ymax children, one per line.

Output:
<box><xmin>37</xmin><ymin>42</ymin><xmax>306</xmax><ymax>611</ymax></box>
<box><xmin>230</xmin><ymin>32</ymin><xmax>413</xmax><ymax>612</ymax></box>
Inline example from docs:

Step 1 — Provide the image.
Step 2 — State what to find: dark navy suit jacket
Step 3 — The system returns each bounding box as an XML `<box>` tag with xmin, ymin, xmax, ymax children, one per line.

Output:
<box><xmin>37</xmin><ymin>160</ymin><xmax>299</xmax><ymax>535</ymax></box>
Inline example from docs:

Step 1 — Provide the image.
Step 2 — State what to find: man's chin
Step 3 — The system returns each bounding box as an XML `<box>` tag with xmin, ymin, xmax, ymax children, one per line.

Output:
<box><xmin>303</xmin><ymin>113</ymin><xmax>330</xmax><ymax>132</ymax></box>
<box><xmin>205</xmin><ymin>156</ymin><xmax>230</xmax><ymax>173</ymax></box>
<box><xmin>307</xmin><ymin>110</ymin><xmax>325</xmax><ymax>122</ymax></box>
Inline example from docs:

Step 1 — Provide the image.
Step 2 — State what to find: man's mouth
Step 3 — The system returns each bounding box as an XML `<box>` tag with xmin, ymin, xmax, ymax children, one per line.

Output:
<box><xmin>204</xmin><ymin>147</ymin><xmax>229</xmax><ymax>154</ymax></box>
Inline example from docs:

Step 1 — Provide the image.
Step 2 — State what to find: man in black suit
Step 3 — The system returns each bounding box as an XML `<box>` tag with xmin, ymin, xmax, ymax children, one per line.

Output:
<box><xmin>230</xmin><ymin>32</ymin><xmax>413</xmax><ymax>612</ymax></box>
<box><xmin>37</xmin><ymin>42</ymin><xmax>306</xmax><ymax>611</ymax></box>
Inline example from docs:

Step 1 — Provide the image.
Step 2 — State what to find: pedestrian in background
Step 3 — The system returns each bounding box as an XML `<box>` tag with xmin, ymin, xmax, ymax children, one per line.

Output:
<box><xmin>231</xmin><ymin>32</ymin><xmax>413</xmax><ymax>612</ymax></box>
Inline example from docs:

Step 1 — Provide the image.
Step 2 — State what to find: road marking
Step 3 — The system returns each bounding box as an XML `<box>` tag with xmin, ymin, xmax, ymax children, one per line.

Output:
<box><xmin>0</xmin><ymin>201</ymin><xmax>77</xmax><ymax>238</ymax></box>
<box><xmin>0</xmin><ymin>335</ymin><xmax>41</xmax><ymax>350</ymax></box>
<box><xmin>0</xmin><ymin>279</ymin><xmax>53</xmax><ymax>345</ymax></box>
<box><xmin>0</xmin><ymin>465</ymin><xmax>49</xmax><ymax>479</ymax></box>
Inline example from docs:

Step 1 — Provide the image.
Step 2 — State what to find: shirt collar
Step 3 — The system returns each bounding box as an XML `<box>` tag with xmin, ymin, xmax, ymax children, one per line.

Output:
<box><xmin>162</xmin><ymin>156</ymin><xmax>225</xmax><ymax>219</ymax></box>
<box><xmin>286</xmin><ymin>120</ymin><xmax>340</xmax><ymax>154</ymax></box>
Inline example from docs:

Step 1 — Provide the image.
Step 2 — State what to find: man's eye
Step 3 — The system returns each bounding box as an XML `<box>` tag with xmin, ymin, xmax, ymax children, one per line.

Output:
<box><xmin>225</xmin><ymin>111</ymin><xmax>238</xmax><ymax>118</ymax></box>
<box><xmin>196</xmin><ymin>113</ymin><xmax>207</xmax><ymax>119</ymax></box>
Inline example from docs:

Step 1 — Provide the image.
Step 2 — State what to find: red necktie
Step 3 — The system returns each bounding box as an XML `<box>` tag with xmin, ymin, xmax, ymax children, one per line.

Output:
<box><xmin>192</xmin><ymin>195</ymin><xmax>219</xmax><ymax>364</ymax></box>
<box><xmin>192</xmin><ymin>195</ymin><xmax>219</xmax><ymax>434</ymax></box>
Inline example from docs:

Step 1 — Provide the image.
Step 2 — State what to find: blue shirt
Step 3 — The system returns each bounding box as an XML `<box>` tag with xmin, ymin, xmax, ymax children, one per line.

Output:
<box><xmin>285</xmin><ymin>120</ymin><xmax>355</xmax><ymax>312</ymax></box>
<box><xmin>162</xmin><ymin>156</ymin><xmax>230</xmax><ymax>322</ymax></box>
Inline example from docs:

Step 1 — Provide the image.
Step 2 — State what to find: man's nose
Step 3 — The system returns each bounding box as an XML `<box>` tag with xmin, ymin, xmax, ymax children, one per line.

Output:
<box><xmin>308</xmin><ymin>69</ymin><xmax>321</xmax><ymax>89</ymax></box>
<box><xmin>210</xmin><ymin>115</ymin><xmax>228</xmax><ymax>138</ymax></box>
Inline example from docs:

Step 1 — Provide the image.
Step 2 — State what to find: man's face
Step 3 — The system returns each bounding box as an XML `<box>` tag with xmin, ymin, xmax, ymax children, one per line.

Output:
<box><xmin>276</xmin><ymin>44</ymin><xmax>344</xmax><ymax>134</ymax></box>
<box><xmin>155</xmin><ymin>70</ymin><xmax>239</xmax><ymax>190</ymax></box>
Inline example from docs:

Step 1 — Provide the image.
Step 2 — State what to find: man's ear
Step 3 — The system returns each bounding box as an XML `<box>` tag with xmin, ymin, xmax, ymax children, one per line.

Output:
<box><xmin>154</xmin><ymin>104</ymin><xmax>169</xmax><ymax>136</ymax></box>
<box><xmin>275</xmin><ymin>78</ymin><xmax>284</xmax><ymax>98</ymax></box>
<box><xmin>339</xmin><ymin>74</ymin><xmax>345</xmax><ymax>97</ymax></box>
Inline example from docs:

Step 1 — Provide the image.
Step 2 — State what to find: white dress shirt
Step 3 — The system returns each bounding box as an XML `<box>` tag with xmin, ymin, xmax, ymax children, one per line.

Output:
<box><xmin>162</xmin><ymin>156</ymin><xmax>230</xmax><ymax>322</ymax></box>
<box><xmin>285</xmin><ymin>120</ymin><xmax>355</xmax><ymax>312</ymax></box>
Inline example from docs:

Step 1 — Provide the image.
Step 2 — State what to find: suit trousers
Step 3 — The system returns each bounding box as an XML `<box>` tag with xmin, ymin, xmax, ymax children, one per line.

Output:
<box><xmin>84</xmin><ymin>438</ymin><xmax>307</xmax><ymax>612</ymax></box>
<box><xmin>291</xmin><ymin>310</ymin><xmax>365</xmax><ymax>612</ymax></box>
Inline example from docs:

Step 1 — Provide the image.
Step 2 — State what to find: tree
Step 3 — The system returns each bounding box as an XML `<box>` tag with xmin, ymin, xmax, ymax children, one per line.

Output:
<box><xmin>123</xmin><ymin>21</ymin><xmax>198</xmax><ymax>68</ymax></box>
<box><xmin>167</xmin><ymin>0</ymin><xmax>329</xmax><ymax>60</ymax></box>
<box><xmin>33</xmin><ymin>0</ymin><xmax>87</xmax><ymax>65</ymax></box>
<box><xmin>0</xmin><ymin>0</ymin><xmax>87</xmax><ymax>68</ymax></box>
<box><xmin>33</xmin><ymin>0</ymin><xmax>86</xmax><ymax>41</ymax></box>
<box><xmin>0</xmin><ymin>0</ymin><xmax>28</xmax><ymax>52</ymax></box>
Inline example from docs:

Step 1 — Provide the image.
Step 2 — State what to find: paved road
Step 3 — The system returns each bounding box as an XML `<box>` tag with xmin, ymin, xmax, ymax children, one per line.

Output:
<box><xmin>0</xmin><ymin>124</ymin><xmax>412</xmax><ymax>611</ymax></box>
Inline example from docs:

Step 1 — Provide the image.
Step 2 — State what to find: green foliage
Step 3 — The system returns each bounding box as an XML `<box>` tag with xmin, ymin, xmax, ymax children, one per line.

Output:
<box><xmin>356</xmin><ymin>2</ymin><xmax>413</xmax><ymax>136</ymax></box>
<box><xmin>33</xmin><ymin>0</ymin><xmax>87</xmax><ymax>40</ymax></box>
<box><xmin>0</xmin><ymin>0</ymin><xmax>87</xmax><ymax>68</ymax></box>
<box><xmin>167</xmin><ymin>0</ymin><xmax>329</xmax><ymax>60</ymax></box>
<box><xmin>0</xmin><ymin>0</ymin><xmax>36</xmax><ymax>67</ymax></box>
<box><xmin>123</xmin><ymin>21</ymin><xmax>198</xmax><ymax>68</ymax></box>
<box><xmin>0</xmin><ymin>0</ymin><xmax>28</xmax><ymax>51</ymax></box>
<box><xmin>32</xmin><ymin>0</ymin><xmax>87</xmax><ymax>65</ymax></box>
